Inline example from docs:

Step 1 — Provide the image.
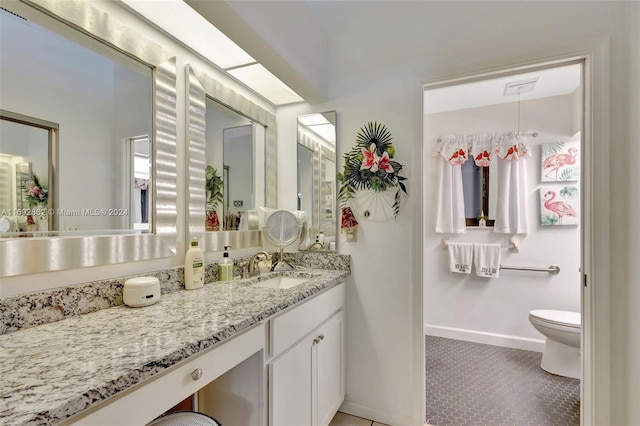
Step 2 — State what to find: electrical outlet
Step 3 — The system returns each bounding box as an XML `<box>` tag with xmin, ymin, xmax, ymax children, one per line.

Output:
<box><xmin>233</xmin><ymin>200</ymin><xmax>243</xmax><ymax>207</ymax></box>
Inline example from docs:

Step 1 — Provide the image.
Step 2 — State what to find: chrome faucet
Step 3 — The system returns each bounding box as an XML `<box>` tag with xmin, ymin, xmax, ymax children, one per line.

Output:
<box><xmin>248</xmin><ymin>251</ymin><xmax>271</xmax><ymax>277</ymax></box>
<box><xmin>307</xmin><ymin>241</ymin><xmax>324</xmax><ymax>251</ymax></box>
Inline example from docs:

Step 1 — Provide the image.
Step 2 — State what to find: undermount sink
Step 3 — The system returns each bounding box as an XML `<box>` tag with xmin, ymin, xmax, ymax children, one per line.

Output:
<box><xmin>252</xmin><ymin>276</ymin><xmax>309</xmax><ymax>289</ymax></box>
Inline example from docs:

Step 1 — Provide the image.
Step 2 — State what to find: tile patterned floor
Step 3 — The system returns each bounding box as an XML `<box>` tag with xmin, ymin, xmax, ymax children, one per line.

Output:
<box><xmin>426</xmin><ymin>336</ymin><xmax>580</xmax><ymax>426</ymax></box>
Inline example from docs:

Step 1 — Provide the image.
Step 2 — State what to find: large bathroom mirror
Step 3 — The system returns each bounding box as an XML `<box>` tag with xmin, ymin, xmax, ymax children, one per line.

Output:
<box><xmin>297</xmin><ymin>112</ymin><xmax>337</xmax><ymax>250</ymax></box>
<box><xmin>0</xmin><ymin>0</ymin><xmax>177</xmax><ymax>277</ymax></box>
<box><xmin>186</xmin><ymin>64</ymin><xmax>276</xmax><ymax>253</ymax></box>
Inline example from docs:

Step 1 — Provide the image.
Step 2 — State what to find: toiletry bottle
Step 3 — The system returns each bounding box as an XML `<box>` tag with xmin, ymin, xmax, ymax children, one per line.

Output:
<box><xmin>185</xmin><ymin>237</ymin><xmax>204</xmax><ymax>289</ymax></box>
<box><xmin>318</xmin><ymin>231</ymin><xmax>325</xmax><ymax>248</ymax></box>
<box><xmin>479</xmin><ymin>210</ymin><xmax>487</xmax><ymax>227</ymax></box>
<box><xmin>218</xmin><ymin>245</ymin><xmax>234</xmax><ymax>282</ymax></box>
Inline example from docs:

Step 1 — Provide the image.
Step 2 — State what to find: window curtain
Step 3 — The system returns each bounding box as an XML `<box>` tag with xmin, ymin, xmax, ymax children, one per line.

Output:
<box><xmin>493</xmin><ymin>133</ymin><xmax>530</xmax><ymax>234</ymax></box>
<box><xmin>433</xmin><ymin>133</ymin><xmax>530</xmax><ymax>234</ymax></box>
<box><xmin>434</xmin><ymin>135</ymin><xmax>468</xmax><ymax>234</ymax></box>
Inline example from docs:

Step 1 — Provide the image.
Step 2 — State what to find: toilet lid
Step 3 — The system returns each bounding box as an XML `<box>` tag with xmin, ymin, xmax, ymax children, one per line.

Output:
<box><xmin>530</xmin><ymin>309</ymin><xmax>580</xmax><ymax>328</ymax></box>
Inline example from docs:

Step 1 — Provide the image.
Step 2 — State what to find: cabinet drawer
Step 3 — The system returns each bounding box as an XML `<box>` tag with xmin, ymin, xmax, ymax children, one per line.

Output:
<box><xmin>65</xmin><ymin>324</ymin><xmax>265</xmax><ymax>426</ymax></box>
<box><xmin>270</xmin><ymin>282</ymin><xmax>344</xmax><ymax>358</ymax></box>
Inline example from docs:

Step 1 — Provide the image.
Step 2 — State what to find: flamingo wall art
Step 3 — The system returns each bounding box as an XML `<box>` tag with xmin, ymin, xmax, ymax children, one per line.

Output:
<box><xmin>541</xmin><ymin>141</ymin><xmax>580</xmax><ymax>182</ymax></box>
<box><xmin>539</xmin><ymin>185</ymin><xmax>579</xmax><ymax>226</ymax></box>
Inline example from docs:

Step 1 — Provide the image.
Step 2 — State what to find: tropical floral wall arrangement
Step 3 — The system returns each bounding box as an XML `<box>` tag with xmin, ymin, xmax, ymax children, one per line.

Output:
<box><xmin>337</xmin><ymin>122</ymin><xmax>407</xmax><ymax>222</ymax></box>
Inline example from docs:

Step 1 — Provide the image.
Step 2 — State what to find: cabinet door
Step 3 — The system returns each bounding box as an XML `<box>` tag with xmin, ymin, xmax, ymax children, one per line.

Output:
<box><xmin>270</xmin><ymin>333</ymin><xmax>314</xmax><ymax>426</ymax></box>
<box><xmin>315</xmin><ymin>311</ymin><xmax>345</xmax><ymax>426</ymax></box>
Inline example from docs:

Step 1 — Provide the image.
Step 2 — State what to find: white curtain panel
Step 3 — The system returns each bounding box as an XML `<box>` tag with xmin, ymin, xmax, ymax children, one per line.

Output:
<box><xmin>494</xmin><ymin>134</ymin><xmax>530</xmax><ymax>234</ymax></box>
<box><xmin>434</xmin><ymin>135</ymin><xmax>467</xmax><ymax>234</ymax></box>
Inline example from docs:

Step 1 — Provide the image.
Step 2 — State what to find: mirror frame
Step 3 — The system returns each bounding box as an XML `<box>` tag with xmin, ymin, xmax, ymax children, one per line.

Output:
<box><xmin>0</xmin><ymin>0</ymin><xmax>178</xmax><ymax>277</ymax></box>
<box><xmin>186</xmin><ymin>64</ymin><xmax>277</xmax><ymax>252</ymax></box>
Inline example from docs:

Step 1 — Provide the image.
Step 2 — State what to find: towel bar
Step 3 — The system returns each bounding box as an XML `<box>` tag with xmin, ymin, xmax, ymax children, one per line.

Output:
<box><xmin>500</xmin><ymin>265</ymin><xmax>560</xmax><ymax>275</ymax></box>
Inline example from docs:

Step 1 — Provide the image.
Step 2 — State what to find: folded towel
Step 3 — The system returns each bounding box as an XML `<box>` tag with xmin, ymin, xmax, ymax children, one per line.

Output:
<box><xmin>473</xmin><ymin>243</ymin><xmax>501</xmax><ymax>278</ymax></box>
<box><xmin>448</xmin><ymin>242</ymin><xmax>473</xmax><ymax>274</ymax></box>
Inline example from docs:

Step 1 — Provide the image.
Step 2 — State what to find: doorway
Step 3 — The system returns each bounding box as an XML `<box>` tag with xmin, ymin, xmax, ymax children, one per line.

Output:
<box><xmin>422</xmin><ymin>59</ymin><xmax>586</xmax><ymax>425</ymax></box>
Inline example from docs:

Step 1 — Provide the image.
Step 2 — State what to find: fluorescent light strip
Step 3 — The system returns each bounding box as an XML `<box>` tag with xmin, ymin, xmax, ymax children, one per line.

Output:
<box><xmin>227</xmin><ymin>63</ymin><xmax>303</xmax><ymax>105</ymax></box>
<box><xmin>121</xmin><ymin>0</ymin><xmax>304</xmax><ymax>105</ymax></box>
<box><xmin>298</xmin><ymin>114</ymin><xmax>331</xmax><ymax>126</ymax></box>
<box><xmin>121</xmin><ymin>0</ymin><xmax>255</xmax><ymax>69</ymax></box>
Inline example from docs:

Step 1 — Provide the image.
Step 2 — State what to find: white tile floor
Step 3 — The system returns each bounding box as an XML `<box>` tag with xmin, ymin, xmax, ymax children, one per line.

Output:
<box><xmin>329</xmin><ymin>411</ymin><xmax>389</xmax><ymax>426</ymax></box>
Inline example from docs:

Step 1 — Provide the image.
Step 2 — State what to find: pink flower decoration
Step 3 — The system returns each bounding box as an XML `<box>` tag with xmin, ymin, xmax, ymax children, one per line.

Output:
<box><xmin>361</xmin><ymin>143</ymin><xmax>379</xmax><ymax>172</ymax></box>
<box><xmin>377</xmin><ymin>151</ymin><xmax>394</xmax><ymax>173</ymax></box>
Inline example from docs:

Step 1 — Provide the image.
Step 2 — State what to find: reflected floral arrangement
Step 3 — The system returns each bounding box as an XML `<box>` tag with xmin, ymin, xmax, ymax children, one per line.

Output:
<box><xmin>205</xmin><ymin>165</ymin><xmax>223</xmax><ymax>231</ymax></box>
<box><xmin>337</xmin><ymin>122</ymin><xmax>407</xmax><ymax>218</ymax></box>
<box><xmin>22</xmin><ymin>172</ymin><xmax>48</xmax><ymax>207</ymax></box>
<box><xmin>205</xmin><ymin>166</ymin><xmax>223</xmax><ymax>210</ymax></box>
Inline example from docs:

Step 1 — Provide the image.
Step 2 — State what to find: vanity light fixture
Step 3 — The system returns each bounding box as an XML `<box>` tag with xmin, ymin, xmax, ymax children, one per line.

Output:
<box><xmin>298</xmin><ymin>113</ymin><xmax>336</xmax><ymax>144</ymax></box>
<box><xmin>120</xmin><ymin>0</ymin><xmax>304</xmax><ymax>105</ymax></box>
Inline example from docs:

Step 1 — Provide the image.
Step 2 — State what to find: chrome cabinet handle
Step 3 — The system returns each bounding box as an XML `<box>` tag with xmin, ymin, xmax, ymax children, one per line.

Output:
<box><xmin>191</xmin><ymin>368</ymin><xmax>203</xmax><ymax>381</ymax></box>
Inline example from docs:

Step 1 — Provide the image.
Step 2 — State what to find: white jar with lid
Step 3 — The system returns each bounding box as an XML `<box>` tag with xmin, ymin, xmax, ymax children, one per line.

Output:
<box><xmin>123</xmin><ymin>277</ymin><xmax>161</xmax><ymax>307</ymax></box>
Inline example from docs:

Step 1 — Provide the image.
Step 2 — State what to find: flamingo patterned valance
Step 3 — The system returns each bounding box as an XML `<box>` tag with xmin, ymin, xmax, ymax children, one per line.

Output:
<box><xmin>433</xmin><ymin>132</ymin><xmax>533</xmax><ymax>166</ymax></box>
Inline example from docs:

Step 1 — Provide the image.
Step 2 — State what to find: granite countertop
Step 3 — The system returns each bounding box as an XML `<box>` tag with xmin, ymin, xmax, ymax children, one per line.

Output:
<box><xmin>0</xmin><ymin>269</ymin><xmax>349</xmax><ymax>425</ymax></box>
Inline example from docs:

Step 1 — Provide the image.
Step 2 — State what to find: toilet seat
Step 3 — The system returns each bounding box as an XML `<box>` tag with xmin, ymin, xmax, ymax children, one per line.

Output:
<box><xmin>529</xmin><ymin>309</ymin><xmax>580</xmax><ymax>329</ymax></box>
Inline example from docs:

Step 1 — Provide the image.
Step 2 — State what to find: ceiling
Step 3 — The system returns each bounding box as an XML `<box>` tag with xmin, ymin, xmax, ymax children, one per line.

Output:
<box><xmin>424</xmin><ymin>63</ymin><xmax>581</xmax><ymax>115</ymax></box>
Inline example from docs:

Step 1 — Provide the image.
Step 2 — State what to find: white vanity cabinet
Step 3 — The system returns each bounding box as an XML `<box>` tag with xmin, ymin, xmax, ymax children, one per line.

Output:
<box><xmin>268</xmin><ymin>282</ymin><xmax>346</xmax><ymax>426</ymax></box>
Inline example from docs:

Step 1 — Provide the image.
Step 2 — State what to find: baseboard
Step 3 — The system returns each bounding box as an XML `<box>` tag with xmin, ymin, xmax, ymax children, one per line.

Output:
<box><xmin>339</xmin><ymin>400</ymin><xmax>411</xmax><ymax>426</ymax></box>
<box><xmin>425</xmin><ymin>324</ymin><xmax>544</xmax><ymax>352</ymax></box>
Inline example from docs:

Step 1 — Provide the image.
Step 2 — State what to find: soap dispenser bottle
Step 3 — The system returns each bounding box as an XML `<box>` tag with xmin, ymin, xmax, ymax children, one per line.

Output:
<box><xmin>185</xmin><ymin>237</ymin><xmax>204</xmax><ymax>290</ymax></box>
<box><xmin>218</xmin><ymin>245</ymin><xmax>234</xmax><ymax>282</ymax></box>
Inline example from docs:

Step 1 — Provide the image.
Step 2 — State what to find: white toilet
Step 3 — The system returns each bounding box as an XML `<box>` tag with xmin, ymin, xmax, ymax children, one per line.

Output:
<box><xmin>528</xmin><ymin>309</ymin><xmax>581</xmax><ymax>379</ymax></box>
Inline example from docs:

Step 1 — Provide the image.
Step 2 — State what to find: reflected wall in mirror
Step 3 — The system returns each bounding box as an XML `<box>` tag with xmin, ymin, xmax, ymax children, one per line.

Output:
<box><xmin>0</xmin><ymin>5</ymin><xmax>153</xmax><ymax>234</ymax></box>
<box><xmin>187</xmin><ymin>64</ymin><xmax>276</xmax><ymax>253</ymax></box>
<box><xmin>204</xmin><ymin>99</ymin><xmax>265</xmax><ymax>232</ymax></box>
<box><xmin>0</xmin><ymin>0</ymin><xmax>177</xmax><ymax>277</ymax></box>
<box><xmin>297</xmin><ymin>112</ymin><xmax>337</xmax><ymax>250</ymax></box>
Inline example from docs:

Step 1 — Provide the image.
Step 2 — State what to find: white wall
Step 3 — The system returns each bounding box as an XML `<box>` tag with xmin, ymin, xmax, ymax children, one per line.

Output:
<box><xmin>277</xmin><ymin>2</ymin><xmax>631</xmax><ymax>425</ymax></box>
<box><xmin>423</xmin><ymin>94</ymin><xmax>581</xmax><ymax>348</ymax></box>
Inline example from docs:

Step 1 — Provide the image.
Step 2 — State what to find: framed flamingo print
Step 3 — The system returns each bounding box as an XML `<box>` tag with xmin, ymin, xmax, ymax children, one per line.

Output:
<box><xmin>539</xmin><ymin>185</ymin><xmax>579</xmax><ymax>226</ymax></box>
<box><xmin>541</xmin><ymin>141</ymin><xmax>579</xmax><ymax>182</ymax></box>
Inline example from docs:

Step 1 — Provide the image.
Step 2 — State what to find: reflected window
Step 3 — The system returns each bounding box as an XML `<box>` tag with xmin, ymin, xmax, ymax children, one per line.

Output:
<box><xmin>0</xmin><ymin>112</ymin><xmax>55</xmax><ymax>234</ymax></box>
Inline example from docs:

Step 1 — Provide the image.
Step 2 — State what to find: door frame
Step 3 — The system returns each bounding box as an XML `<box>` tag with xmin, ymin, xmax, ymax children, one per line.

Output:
<box><xmin>415</xmin><ymin>38</ymin><xmax>611</xmax><ymax>426</ymax></box>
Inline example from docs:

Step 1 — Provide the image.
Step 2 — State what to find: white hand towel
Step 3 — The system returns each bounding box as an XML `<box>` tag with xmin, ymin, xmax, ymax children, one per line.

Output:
<box><xmin>473</xmin><ymin>243</ymin><xmax>501</xmax><ymax>278</ymax></box>
<box><xmin>448</xmin><ymin>242</ymin><xmax>473</xmax><ymax>274</ymax></box>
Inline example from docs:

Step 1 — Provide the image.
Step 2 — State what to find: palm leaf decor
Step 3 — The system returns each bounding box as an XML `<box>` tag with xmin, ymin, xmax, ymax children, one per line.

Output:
<box><xmin>337</xmin><ymin>121</ymin><xmax>408</xmax><ymax>219</ymax></box>
<box><xmin>205</xmin><ymin>165</ymin><xmax>223</xmax><ymax>210</ymax></box>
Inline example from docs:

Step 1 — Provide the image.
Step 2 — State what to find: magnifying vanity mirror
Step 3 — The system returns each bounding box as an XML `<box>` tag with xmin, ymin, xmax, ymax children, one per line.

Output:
<box><xmin>0</xmin><ymin>1</ymin><xmax>177</xmax><ymax>277</ymax></box>
<box><xmin>297</xmin><ymin>112</ymin><xmax>337</xmax><ymax>250</ymax></box>
<box><xmin>186</xmin><ymin>64</ymin><xmax>276</xmax><ymax>253</ymax></box>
